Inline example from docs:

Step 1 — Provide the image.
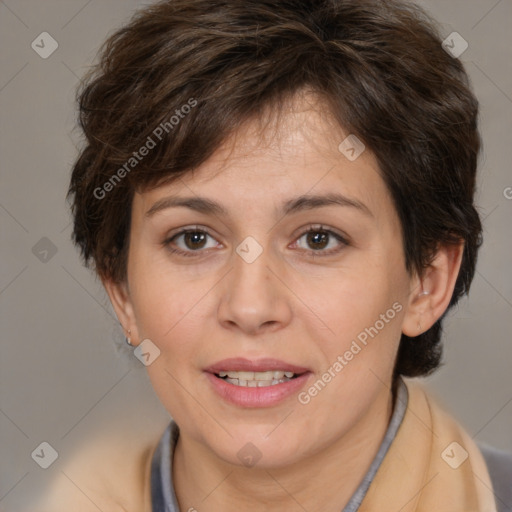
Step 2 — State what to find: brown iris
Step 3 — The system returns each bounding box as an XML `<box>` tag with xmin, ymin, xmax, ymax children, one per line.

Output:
<box><xmin>305</xmin><ymin>230</ymin><xmax>329</xmax><ymax>250</ymax></box>
<box><xmin>183</xmin><ymin>231</ymin><xmax>207</xmax><ymax>250</ymax></box>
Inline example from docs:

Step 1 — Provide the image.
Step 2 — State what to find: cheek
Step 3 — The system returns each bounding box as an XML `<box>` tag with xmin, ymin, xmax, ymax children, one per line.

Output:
<box><xmin>310</xmin><ymin>263</ymin><xmax>403</xmax><ymax>338</ymax></box>
<box><xmin>127</xmin><ymin>245</ymin><xmax>197</xmax><ymax>337</ymax></box>
<box><xmin>129</xmin><ymin>270</ymin><xmax>207</xmax><ymax>416</ymax></box>
<box><xmin>128</xmin><ymin>265</ymin><xmax>219</xmax><ymax>385</ymax></box>
<box><xmin>304</xmin><ymin>261</ymin><xmax>407</xmax><ymax>389</ymax></box>
<box><xmin>133</xmin><ymin>282</ymin><xmax>199</xmax><ymax>348</ymax></box>
<box><xmin>296</xmin><ymin>273</ymin><xmax>405</xmax><ymax>422</ymax></box>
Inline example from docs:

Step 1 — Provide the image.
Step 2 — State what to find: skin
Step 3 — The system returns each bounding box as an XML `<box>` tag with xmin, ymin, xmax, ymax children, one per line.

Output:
<box><xmin>105</xmin><ymin>91</ymin><xmax>463</xmax><ymax>511</ymax></box>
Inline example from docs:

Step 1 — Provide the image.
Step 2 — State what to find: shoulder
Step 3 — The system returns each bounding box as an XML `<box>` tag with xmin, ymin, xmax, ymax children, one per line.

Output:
<box><xmin>33</xmin><ymin>415</ymin><xmax>171</xmax><ymax>511</ymax></box>
<box><xmin>403</xmin><ymin>379</ymin><xmax>511</xmax><ymax>510</ymax></box>
<box><xmin>478</xmin><ymin>443</ymin><xmax>512</xmax><ymax>512</ymax></box>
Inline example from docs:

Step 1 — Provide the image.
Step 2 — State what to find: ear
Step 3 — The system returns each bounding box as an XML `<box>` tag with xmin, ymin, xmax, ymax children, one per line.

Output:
<box><xmin>102</xmin><ymin>278</ymin><xmax>140</xmax><ymax>346</ymax></box>
<box><xmin>402</xmin><ymin>242</ymin><xmax>464</xmax><ymax>337</ymax></box>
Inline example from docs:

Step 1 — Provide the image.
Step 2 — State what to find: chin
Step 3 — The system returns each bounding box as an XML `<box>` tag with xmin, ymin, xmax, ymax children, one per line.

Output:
<box><xmin>203</xmin><ymin>428</ymin><xmax>308</xmax><ymax>470</ymax></box>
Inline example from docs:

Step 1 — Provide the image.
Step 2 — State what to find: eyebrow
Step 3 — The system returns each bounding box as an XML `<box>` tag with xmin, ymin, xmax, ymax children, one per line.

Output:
<box><xmin>145</xmin><ymin>192</ymin><xmax>373</xmax><ymax>219</ymax></box>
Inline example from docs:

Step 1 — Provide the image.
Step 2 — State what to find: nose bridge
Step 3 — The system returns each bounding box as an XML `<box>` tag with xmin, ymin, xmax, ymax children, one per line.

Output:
<box><xmin>217</xmin><ymin>234</ymin><xmax>292</xmax><ymax>333</ymax></box>
<box><xmin>231</xmin><ymin>235</ymin><xmax>276</xmax><ymax>309</ymax></box>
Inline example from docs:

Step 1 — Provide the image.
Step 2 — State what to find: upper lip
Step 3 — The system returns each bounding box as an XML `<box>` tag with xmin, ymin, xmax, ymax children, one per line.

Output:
<box><xmin>205</xmin><ymin>358</ymin><xmax>310</xmax><ymax>374</ymax></box>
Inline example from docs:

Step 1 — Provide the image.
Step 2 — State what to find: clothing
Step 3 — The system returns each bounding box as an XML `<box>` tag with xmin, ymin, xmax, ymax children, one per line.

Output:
<box><xmin>35</xmin><ymin>378</ymin><xmax>511</xmax><ymax>511</ymax></box>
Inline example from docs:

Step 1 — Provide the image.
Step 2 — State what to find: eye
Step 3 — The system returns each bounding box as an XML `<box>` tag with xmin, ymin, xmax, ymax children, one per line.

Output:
<box><xmin>163</xmin><ymin>227</ymin><xmax>220</xmax><ymax>257</ymax></box>
<box><xmin>162</xmin><ymin>224</ymin><xmax>349</xmax><ymax>259</ymax></box>
<box><xmin>292</xmin><ymin>225</ymin><xmax>349</xmax><ymax>257</ymax></box>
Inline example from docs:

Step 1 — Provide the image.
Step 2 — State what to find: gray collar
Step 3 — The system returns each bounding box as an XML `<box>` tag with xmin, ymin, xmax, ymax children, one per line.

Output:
<box><xmin>151</xmin><ymin>378</ymin><xmax>408</xmax><ymax>512</ymax></box>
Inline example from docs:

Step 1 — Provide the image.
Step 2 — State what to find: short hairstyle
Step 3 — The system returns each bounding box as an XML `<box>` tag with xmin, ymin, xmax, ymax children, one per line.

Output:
<box><xmin>67</xmin><ymin>0</ymin><xmax>482</xmax><ymax>379</ymax></box>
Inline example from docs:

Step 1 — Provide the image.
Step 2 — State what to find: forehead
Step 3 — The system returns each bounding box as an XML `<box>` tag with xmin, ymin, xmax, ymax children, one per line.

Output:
<box><xmin>134</xmin><ymin>92</ymin><xmax>391</xmax><ymax>220</ymax></box>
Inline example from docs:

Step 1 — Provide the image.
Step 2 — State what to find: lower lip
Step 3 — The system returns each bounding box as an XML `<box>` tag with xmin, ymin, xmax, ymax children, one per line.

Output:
<box><xmin>205</xmin><ymin>372</ymin><xmax>311</xmax><ymax>408</ymax></box>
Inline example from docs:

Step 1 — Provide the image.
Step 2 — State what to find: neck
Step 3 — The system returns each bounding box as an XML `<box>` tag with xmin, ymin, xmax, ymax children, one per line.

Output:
<box><xmin>173</xmin><ymin>387</ymin><xmax>393</xmax><ymax>512</ymax></box>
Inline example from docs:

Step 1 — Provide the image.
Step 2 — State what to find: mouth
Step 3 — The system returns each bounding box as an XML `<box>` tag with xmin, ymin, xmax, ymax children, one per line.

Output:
<box><xmin>204</xmin><ymin>358</ymin><xmax>311</xmax><ymax>407</ymax></box>
<box><xmin>205</xmin><ymin>357</ymin><xmax>310</xmax><ymax>386</ymax></box>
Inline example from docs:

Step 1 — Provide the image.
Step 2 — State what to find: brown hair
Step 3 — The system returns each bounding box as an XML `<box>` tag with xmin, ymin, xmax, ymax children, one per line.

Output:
<box><xmin>67</xmin><ymin>0</ymin><xmax>482</xmax><ymax>378</ymax></box>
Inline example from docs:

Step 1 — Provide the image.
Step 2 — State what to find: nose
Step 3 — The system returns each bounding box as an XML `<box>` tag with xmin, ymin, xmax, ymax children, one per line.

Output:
<box><xmin>217</xmin><ymin>242</ymin><xmax>293</xmax><ymax>336</ymax></box>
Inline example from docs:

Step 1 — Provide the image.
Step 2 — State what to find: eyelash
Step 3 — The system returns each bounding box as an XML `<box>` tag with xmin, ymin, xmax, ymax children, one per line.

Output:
<box><xmin>162</xmin><ymin>224</ymin><xmax>350</xmax><ymax>259</ymax></box>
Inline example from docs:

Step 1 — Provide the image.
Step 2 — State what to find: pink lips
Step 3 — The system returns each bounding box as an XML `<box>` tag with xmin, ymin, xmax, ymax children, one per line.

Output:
<box><xmin>204</xmin><ymin>357</ymin><xmax>312</xmax><ymax>408</ymax></box>
<box><xmin>204</xmin><ymin>357</ymin><xmax>310</xmax><ymax>374</ymax></box>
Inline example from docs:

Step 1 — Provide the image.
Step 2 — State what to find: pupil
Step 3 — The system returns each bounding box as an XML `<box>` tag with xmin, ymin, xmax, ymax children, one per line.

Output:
<box><xmin>185</xmin><ymin>231</ymin><xmax>206</xmax><ymax>249</ymax></box>
<box><xmin>307</xmin><ymin>231</ymin><xmax>328</xmax><ymax>250</ymax></box>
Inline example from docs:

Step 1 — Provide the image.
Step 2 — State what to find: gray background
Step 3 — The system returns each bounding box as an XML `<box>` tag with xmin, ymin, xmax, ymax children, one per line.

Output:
<box><xmin>1</xmin><ymin>0</ymin><xmax>511</xmax><ymax>509</ymax></box>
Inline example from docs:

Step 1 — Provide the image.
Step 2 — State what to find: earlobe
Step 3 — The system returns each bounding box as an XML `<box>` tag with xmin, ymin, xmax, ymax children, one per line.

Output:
<box><xmin>102</xmin><ymin>278</ymin><xmax>140</xmax><ymax>345</ymax></box>
<box><xmin>402</xmin><ymin>242</ymin><xmax>464</xmax><ymax>337</ymax></box>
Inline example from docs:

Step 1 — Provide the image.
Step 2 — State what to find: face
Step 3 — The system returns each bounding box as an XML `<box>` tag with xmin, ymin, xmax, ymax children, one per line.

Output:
<box><xmin>110</xmin><ymin>93</ymin><xmax>418</xmax><ymax>469</ymax></box>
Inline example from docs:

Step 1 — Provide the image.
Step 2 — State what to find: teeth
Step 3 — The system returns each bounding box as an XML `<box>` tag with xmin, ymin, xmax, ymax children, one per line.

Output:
<box><xmin>216</xmin><ymin>370</ymin><xmax>300</xmax><ymax>387</ymax></box>
<box><xmin>221</xmin><ymin>370</ymin><xmax>295</xmax><ymax>380</ymax></box>
<box><xmin>224</xmin><ymin>377</ymin><xmax>291</xmax><ymax>387</ymax></box>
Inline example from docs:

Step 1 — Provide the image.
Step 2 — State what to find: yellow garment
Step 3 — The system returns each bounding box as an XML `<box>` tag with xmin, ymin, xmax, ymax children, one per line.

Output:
<box><xmin>359</xmin><ymin>380</ymin><xmax>497</xmax><ymax>511</ymax></box>
<box><xmin>34</xmin><ymin>379</ymin><xmax>497</xmax><ymax>511</ymax></box>
<box><xmin>33</xmin><ymin>421</ymin><xmax>158</xmax><ymax>511</ymax></box>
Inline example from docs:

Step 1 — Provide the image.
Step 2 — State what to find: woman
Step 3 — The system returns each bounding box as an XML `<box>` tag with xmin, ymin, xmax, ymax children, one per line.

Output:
<box><xmin>45</xmin><ymin>0</ymin><xmax>511</xmax><ymax>510</ymax></box>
